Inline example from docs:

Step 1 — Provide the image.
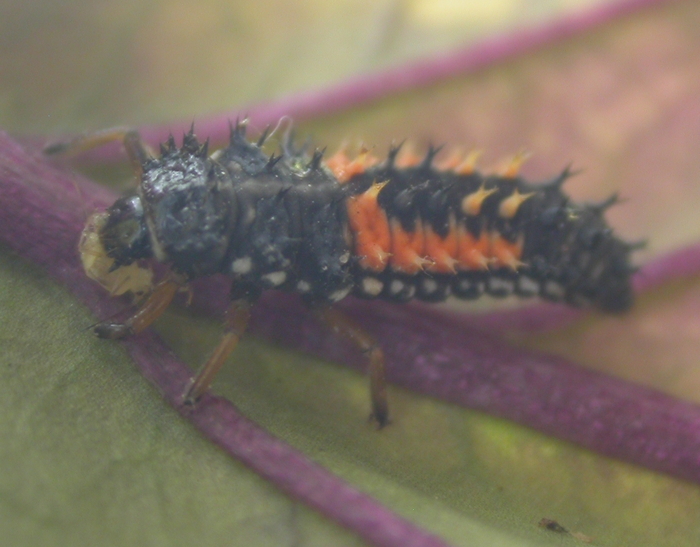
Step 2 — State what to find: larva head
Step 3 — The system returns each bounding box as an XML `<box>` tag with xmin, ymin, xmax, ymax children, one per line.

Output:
<box><xmin>98</xmin><ymin>195</ymin><xmax>152</xmax><ymax>266</ymax></box>
<box><xmin>79</xmin><ymin>196</ymin><xmax>153</xmax><ymax>296</ymax></box>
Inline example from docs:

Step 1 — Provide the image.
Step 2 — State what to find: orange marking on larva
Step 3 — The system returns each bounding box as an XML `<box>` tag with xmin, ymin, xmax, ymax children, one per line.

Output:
<box><xmin>326</xmin><ymin>148</ymin><xmax>379</xmax><ymax>183</ymax></box>
<box><xmin>454</xmin><ymin>149</ymin><xmax>483</xmax><ymax>175</ymax></box>
<box><xmin>498</xmin><ymin>188</ymin><xmax>535</xmax><ymax>218</ymax></box>
<box><xmin>346</xmin><ymin>182</ymin><xmax>391</xmax><ymax>271</ymax></box>
<box><xmin>456</xmin><ymin>226</ymin><xmax>491</xmax><ymax>270</ymax></box>
<box><xmin>491</xmin><ymin>233</ymin><xmax>525</xmax><ymax>270</ymax></box>
<box><xmin>346</xmin><ymin>150</ymin><xmax>379</xmax><ymax>179</ymax></box>
<box><xmin>461</xmin><ymin>184</ymin><xmax>497</xmax><ymax>216</ymax></box>
<box><xmin>498</xmin><ymin>150</ymin><xmax>531</xmax><ymax>178</ymax></box>
<box><xmin>395</xmin><ymin>146</ymin><xmax>421</xmax><ymax>168</ymax></box>
<box><xmin>326</xmin><ymin>149</ymin><xmax>351</xmax><ymax>182</ymax></box>
<box><xmin>413</xmin><ymin>255</ymin><xmax>434</xmax><ymax>270</ymax></box>
<box><xmin>436</xmin><ymin>148</ymin><xmax>464</xmax><ymax>171</ymax></box>
<box><xmin>389</xmin><ymin>218</ymin><xmax>426</xmax><ymax>274</ymax></box>
<box><xmin>424</xmin><ymin>216</ymin><xmax>459</xmax><ymax>273</ymax></box>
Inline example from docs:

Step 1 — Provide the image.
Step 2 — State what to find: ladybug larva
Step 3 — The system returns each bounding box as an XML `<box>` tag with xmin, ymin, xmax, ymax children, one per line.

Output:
<box><xmin>48</xmin><ymin>120</ymin><xmax>639</xmax><ymax>427</ymax></box>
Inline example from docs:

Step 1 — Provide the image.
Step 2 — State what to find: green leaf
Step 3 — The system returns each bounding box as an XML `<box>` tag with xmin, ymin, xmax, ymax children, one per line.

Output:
<box><xmin>0</xmin><ymin>251</ymin><xmax>371</xmax><ymax>547</ymax></box>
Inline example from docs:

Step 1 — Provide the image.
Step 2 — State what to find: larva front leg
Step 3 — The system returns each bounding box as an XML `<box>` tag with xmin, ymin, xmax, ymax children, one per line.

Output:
<box><xmin>44</xmin><ymin>126</ymin><xmax>153</xmax><ymax>178</ymax></box>
<box><xmin>93</xmin><ymin>276</ymin><xmax>181</xmax><ymax>339</ymax></box>
<box><xmin>183</xmin><ymin>299</ymin><xmax>252</xmax><ymax>405</ymax></box>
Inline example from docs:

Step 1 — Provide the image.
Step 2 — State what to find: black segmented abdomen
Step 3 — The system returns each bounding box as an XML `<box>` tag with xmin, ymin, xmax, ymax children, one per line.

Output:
<box><xmin>124</xmin><ymin>124</ymin><xmax>636</xmax><ymax>312</ymax></box>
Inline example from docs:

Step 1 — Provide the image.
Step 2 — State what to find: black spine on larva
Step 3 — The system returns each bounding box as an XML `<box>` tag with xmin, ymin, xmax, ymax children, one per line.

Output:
<box><xmin>343</xmin><ymin>152</ymin><xmax>636</xmax><ymax>313</ymax></box>
<box><xmin>139</xmin><ymin>129</ymin><xmax>235</xmax><ymax>278</ymax></box>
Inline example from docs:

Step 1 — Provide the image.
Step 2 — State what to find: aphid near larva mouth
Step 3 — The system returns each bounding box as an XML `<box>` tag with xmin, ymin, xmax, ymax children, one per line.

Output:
<box><xmin>47</xmin><ymin>120</ymin><xmax>640</xmax><ymax>427</ymax></box>
<box><xmin>79</xmin><ymin>210</ymin><xmax>153</xmax><ymax>298</ymax></box>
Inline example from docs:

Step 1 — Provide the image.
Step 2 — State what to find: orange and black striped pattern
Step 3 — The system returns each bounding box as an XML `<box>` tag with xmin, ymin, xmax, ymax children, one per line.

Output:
<box><xmin>331</xmin><ymin>144</ymin><xmax>635</xmax><ymax>311</ymax></box>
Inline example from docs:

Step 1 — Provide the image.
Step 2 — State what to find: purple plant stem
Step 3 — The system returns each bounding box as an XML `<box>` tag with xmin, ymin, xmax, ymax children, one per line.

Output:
<box><xmin>0</xmin><ymin>134</ymin><xmax>454</xmax><ymax>546</ymax></box>
<box><xmin>48</xmin><ymin>0</ymin><xmax>680</xmax><ymax>164</ymax></box>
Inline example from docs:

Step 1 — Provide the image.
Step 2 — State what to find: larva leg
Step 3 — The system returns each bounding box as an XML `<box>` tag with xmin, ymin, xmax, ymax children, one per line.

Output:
<box><xmin>44</xmin><ymin>127</ymin><xmax>152</xmax><ymax>177</ymax></box>
<box><xmin>183</xmin><ymin>299</ymin><xmax>252</xmax><ymax>405</ymax></box>
<box><xmin>311</xmin><ymin>305</ymin><xmax>389</xmax><ymax>428</ymax></box>
<box><xmin>93</xmin><ymin>277</ymin><xmax>181</xmax><ymax>339</ymax></box>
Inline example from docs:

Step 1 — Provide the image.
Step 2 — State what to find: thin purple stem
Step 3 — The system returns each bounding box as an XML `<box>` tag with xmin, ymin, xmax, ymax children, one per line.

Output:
<box><xmin>45</xmin><ymin>0</ymin><xmax>680</xmax><ymax>164</ymax></box>
<box><xmin>189</xmin><ymin>0</ymin><xmax>679</xmax><ymax>141</ymax></box>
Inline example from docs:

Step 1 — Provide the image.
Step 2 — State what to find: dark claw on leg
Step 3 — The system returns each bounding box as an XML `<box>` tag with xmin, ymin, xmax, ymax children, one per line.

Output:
<box><xmin>92</xmin><ymin>278</ymin><xmax>181</xmax><ymax>340</ymax></box>
<box><xmin>312</xmin><ymin>305</ymin><xmax>391</xmax><ymax>428</ymax></box>
<box><xmin>182</xmin><ymin>391</ymin><xmax>199</xmax><ymax>407</ymax></box>
<box><xmin>181</xmin><ymin>299</ymin><xmax>252</xmax><ymax>407</ymax></box>
<box><xmin>181</xmin><ymin>378</ymin><xmax>206</xmax><ymax>406</ymax></box>
<box><xmin>93</xmin><ymin>323</ymin><xmax>132</xmax><ymax>339</ymax></box>
<box><xmin>370</xmin><ymin>406</ymin><xmax>390</xmax><ymax>429</ymax></box>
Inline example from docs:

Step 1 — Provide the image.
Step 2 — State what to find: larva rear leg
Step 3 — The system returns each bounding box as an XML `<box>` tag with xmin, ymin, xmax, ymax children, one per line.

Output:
<box><xmin>311</xmin><ymin>305</ymin><xmax>389</xmax><ymax>428</ymax></box>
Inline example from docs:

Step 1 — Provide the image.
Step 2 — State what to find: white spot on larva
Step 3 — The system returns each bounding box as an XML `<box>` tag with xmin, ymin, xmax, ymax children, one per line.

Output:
<box><xmin>361</xmin><ymin>277</ymin><xmax>384</xmax><ymax>296</ymax></box>
<box><xmin>262</xmin><ymin>271</ymin><xmax>287</xmax><ymax>287</ymax></box>
<box><xmin>457</xmin><ymin>279</ymin><xmax>484</xmax><ymax>295</ymax></box>
<box><xmin>421</xmin><ymin>278</ymin><xmax>438</xmax><ymax>294</ymax></box>
<box><xmin>543</xmin><ymin>280</ymin><xmax>565</xmax><ymax>299</ymax></box>
<box><xmin>389</xmin><ymin>279</ymin><xmax>404</xmax><ymax>295</ymax></box>
<box><xmin>329</xmin><ymin>286</ymin><xmax>352</xmax><ymax>302</ymax></box>
<box><xmin>339</xmin><ymin>251</ymin><xmax>350</xmax><ymax>264</ymax></box>
<box><xmin>232</xmin><ymin>256</ymin><xmax>253</xmax><ymax>274</ymax></box>
<box><xmin>243</xmin><ymin>206</ymin><xmax>256</xmax><ymax>224</ymax></box>
<box><xmin>488</xmin><ymin>277</ymin><xmax>514</xmax><ymax>294</ymax></box>
<box><xmin>457</xmin><ymin>279</ymin><xmax>472</xmax><ymax>292</ymax></box>
<box><xmin>296</xmin><ymin>280</ymin><xmax>312</xmax><ymax>293</ymax></box>
<box><xmin>517</xmin><ymin>275</ymin><xmax>539</xmax><ymax>295</ymax></box>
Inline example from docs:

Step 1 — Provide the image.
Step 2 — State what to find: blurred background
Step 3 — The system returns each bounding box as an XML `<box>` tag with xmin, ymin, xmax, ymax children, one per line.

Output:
<box><xmin>0</xmin><ymin>0</ymin><xmax>615</xmax><ymax>133</ymax></box>
<box><xmin>5</xmin><ymin>2</ymin><xmax>700</xmax><ymax>546</ymax></box>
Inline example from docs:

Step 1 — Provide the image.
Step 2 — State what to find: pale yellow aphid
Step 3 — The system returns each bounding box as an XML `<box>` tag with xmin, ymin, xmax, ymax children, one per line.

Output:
<box><xmin>79</xmin><ymin>212</ymin><xmax>153</xmax><ymax>297</ymax></box>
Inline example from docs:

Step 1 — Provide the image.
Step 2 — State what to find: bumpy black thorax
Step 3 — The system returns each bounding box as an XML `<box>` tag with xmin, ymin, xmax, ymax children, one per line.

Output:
<box><xmin>138</xmin><ymin>127</ymin><xmax>353</xmax><ymax>303</ymax></box>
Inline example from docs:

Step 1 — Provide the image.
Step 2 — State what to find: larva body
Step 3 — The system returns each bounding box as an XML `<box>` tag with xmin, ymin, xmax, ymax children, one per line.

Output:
<box><xmin>70</xmin><ymin>121</ymin><xmax>637</xmax><ymax>426</ymax></box>
<box><xmin>84</xmin><ymin>122</ymin><xmax>635</xmax><ymax>312</ymax></box>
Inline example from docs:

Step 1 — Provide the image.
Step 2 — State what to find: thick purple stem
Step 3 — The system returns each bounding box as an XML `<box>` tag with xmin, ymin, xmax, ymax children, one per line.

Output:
<box><xmin>251</xmin><ymin>294</ymin><xmax>700</xmax><ymax>484</ymax></box>
<box><xmin>0</xmin><ymin>134</ymin><xmax>453</xmax><ymax>547</ymax></box>
<box><xmin>5</xmin><ymin>120</ymin><xmax>700</xmax><ymax>493</ymax></box>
